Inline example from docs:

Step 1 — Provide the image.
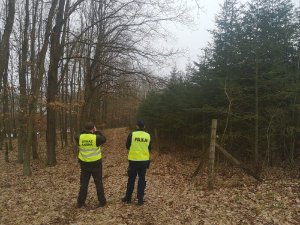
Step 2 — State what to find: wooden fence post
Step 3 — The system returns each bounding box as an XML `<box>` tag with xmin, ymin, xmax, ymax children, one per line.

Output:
<box><xmin>208</xmin><ymin>119</ymin><xmax>217</xmax><ymax>190</ymax></box>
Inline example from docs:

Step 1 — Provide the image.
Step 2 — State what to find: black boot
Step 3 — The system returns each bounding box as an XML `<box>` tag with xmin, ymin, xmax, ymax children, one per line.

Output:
<box><xmin>122</xmin><ymin>197</ymin><xmax>131</xmax><ymax>203</ymax></box>
<box><xmin>137</xmin><ymin>199</ymin><xmax>144</xmax><ymax>206</ymax></box>
<box><xmin>98</xmin><ymin>202</ymin><xmax>106</xmax><ymax>207</ymax></box>
<box><xmin>77</xmin><ymin>203</ymin><xmax>87</xmax><ymax>208</ymax></box>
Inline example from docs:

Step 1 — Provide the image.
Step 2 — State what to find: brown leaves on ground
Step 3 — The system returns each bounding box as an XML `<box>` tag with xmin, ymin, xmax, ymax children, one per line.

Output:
<box><xmin>1</xmin><ymin>127</ymin><xmax>300</xmax><ymax>225</ymax></box>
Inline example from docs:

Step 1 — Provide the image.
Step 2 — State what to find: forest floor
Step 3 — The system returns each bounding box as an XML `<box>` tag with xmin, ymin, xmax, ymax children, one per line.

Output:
<box><xmin>0</xmin><ymin>127</ymin><xmax>300</xmax><ymax>225</ymax></box>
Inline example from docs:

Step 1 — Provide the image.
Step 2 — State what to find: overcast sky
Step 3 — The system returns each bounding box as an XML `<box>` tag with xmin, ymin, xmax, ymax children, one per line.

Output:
<box><xmin>165</xmin><ymin>0</ymin><xmax>300</xmax><ymax>74</ymax></box>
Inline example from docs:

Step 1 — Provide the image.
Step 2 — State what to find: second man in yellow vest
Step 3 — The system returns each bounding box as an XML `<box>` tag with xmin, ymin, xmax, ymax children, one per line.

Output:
<box><xmin>122</xmin><ymin>120</ymin><xmax>151</xmax><ymax>205</ymax></box>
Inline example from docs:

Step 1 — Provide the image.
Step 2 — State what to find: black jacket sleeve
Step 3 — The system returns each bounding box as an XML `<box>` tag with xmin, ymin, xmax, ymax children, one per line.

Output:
<box><xmin>75</xmin><ymin>134</ymin><xmax>80</xmax><ymax>145</ymax></box>
<box><xmin>126</xmin><ymin>132</ymin><xmax>132</xmax><ymax>150</ymax></box>
<box><xmin>148</xmin><ymin>140</ymin><xmax>152</xmax><ymax>152</ymax></box>
<box><xmin>96</xmin><ymin>134</ymin><xmax>106</xmax><ymax>146</ymax></box>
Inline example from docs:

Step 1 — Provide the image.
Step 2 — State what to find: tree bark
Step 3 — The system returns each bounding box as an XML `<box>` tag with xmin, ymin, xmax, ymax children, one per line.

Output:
<box><xmin>0</xmin><ymin>0</ymin><xmax>15</xmax><ymax>89</ymax></box>
<box><xmin>46</xmin><ymin>0</ymin><xmax>66</xmax><ymax>166</ymax></box>
<box><xmin>0</xmin><ymin>0</ymin><xmax>15</xmax><ymax>159</ymax></box>
<box><xmin>18</xmin><ymin>0</ymin><xmax>30</xmax><ymax>164</ymax></box>
<box><xmin>24</xmin><ymin>0</ymin><xmax>59</xmax><ymax>175</ymax></box>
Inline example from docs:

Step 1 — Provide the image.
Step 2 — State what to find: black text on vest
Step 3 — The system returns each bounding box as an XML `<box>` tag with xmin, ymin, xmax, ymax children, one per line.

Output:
<box><xmin>81</xmin><ymin>140</ymin><xmax>93</xmax><ymax>146</ymax></box>
<box><xmin>134</xmin><ymin>137</ymin><xmax>148</xmax><ymax>142</ymax></box>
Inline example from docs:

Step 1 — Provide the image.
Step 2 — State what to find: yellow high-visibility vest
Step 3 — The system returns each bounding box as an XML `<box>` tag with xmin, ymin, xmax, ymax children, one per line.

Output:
<box><xmin>128</xmin><ymin>131</ymin><xmax>150</xmax><ymax>161</ymax></box>
<box><xmin>78</xmin><ymin>133</ymin><xmax>102</xmax><ymax>162</ymax></box>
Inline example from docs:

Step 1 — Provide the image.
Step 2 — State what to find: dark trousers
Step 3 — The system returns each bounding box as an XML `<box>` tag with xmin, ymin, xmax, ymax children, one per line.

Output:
<box><xmin>124</xmin><ymin>161</ymin><xmax>148</xmax><ymax>201</ymax></box>
<box><xmin>77</xmin><ymin>160</ymin><xmax>106</xmax><ymax>205</ymax></box>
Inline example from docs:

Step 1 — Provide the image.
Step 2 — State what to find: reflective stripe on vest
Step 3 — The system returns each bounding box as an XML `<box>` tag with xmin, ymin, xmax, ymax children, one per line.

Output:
<box><xmin>78</xmin><ymin>133</ymin><xmax>102</xmax><ymax>162</ymax></box>
<box><xmin>128</xmin><ymin>131</ymin><xmax>150</xmax><ymax>161</ymax></box>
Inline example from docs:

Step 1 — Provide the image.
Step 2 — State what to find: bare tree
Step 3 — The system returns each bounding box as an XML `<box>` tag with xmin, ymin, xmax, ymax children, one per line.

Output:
<box><xmin>66</xmin><ymin>0</ymin><xmax>190</xmax><ymax>128</ymax></box>
<box><xmin>46</xmin><ymin>0</ymin><xmax>85</xmax><ymax>165</ymax></box>
<box><xmin>46</xmin><ymin>0</ymin><xmax>67</xmax><ymax>166</ymax></box>
<box><xmin>2</xmin><ymin>0</ymin><xmax>192</xmax><ymax>173</ymax></box>
<box><xmin>0</xmin><ymin>0</ymin><xmax>15</xmax><ymax>153</ymax></box>
<box><xmin>0</xmin><ymin>0</ymin><xmax>15</xmax><ymax>88</ymax></box>
<box><xmin>23</xmin><ymin>0</ymin><xmax>59</xmax><ymax>176</ymax></box>
<box><xmin>18</xmin><ymin>0</ymin><xmax>30</xmax><ymax>165</ymax></box>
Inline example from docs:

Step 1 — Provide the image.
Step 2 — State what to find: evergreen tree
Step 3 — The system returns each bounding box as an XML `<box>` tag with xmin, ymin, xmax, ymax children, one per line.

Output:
<box><xmin>137</xmin><ymin>0</ymin><xmax>300</xmax><ymax>165</ymax></box>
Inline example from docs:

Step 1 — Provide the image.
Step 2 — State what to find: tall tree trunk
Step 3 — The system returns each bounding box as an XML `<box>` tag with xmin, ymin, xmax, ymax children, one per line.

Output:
<box><xmin>0</xmin><ymin>0</ymin><xmax>15</xmax><ymax>156</ymax></box>
<box><xmin>46</xmin><ymin>0</ymin><xmax>66</xmax><ymax>166</ymax></box>
<box><xmin>30</xmin><ymin>0</ymin><xmax>40</xmax><ymax>160</ymax></box>
<box><xmin>3</xmin><ymin>66</ymin><xmax>12</xmax><ymax>158</ymax></box>
<box><xmin>60</xmin><ymin>0</ymin><xmax>70</xmax><ymax>147</ymax></box>
<box><xmin>18</xmin><ymin>0</ymin><xmax>30</xmax><ymax>164</ymax></box>
<box><xmin>0</xmin><ymin>0</ymin><xmax>15</xmax><ymax>89</ymax></box>
<box><xmin>24</xmin><ymin>0</ymin><xmax>59</xmax><ymax>175</ymax></box>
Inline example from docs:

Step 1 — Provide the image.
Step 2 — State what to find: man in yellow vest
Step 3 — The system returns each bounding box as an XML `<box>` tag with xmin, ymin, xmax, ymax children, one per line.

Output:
<box><xmin>76</xmin><ymin>122</ymin><xmax>107</xmax><ymax>208</ymax></box>
<box><xmin>122</xmin><ymin>120</ymin><xmax>151</xmax><ymax>205</ymax></box>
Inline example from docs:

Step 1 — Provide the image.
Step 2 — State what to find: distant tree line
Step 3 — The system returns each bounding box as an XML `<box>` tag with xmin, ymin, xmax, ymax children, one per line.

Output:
<box><xmin>138</xmin><ymin>0</ymin><xmax>300</xmax><ymax>166</ymax></box>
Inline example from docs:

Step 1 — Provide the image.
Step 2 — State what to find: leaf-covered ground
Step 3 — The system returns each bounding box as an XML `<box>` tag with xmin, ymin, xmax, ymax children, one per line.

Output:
<box><xmin>1</xmin><ymin>127</ymin><xmax>300</xmax><ymax>225</ymax></box>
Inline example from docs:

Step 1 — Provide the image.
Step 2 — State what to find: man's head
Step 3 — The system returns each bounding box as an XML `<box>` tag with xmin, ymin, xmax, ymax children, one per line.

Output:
<box><xmin>84</xmin><ymin>122</ymin><xmax>96</xmax><ymax>132</ymax></box>
<box><xmin>137</xmin><ymin>120</ymin><xmax>145</xmax><ymax>129</ymax></box>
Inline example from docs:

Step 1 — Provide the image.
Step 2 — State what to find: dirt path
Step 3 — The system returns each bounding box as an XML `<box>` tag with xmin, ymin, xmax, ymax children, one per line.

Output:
<box><xmin>0</xmin><ymin>127</ymin><xmax>300</xmax><ymax>225</ymax></box>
